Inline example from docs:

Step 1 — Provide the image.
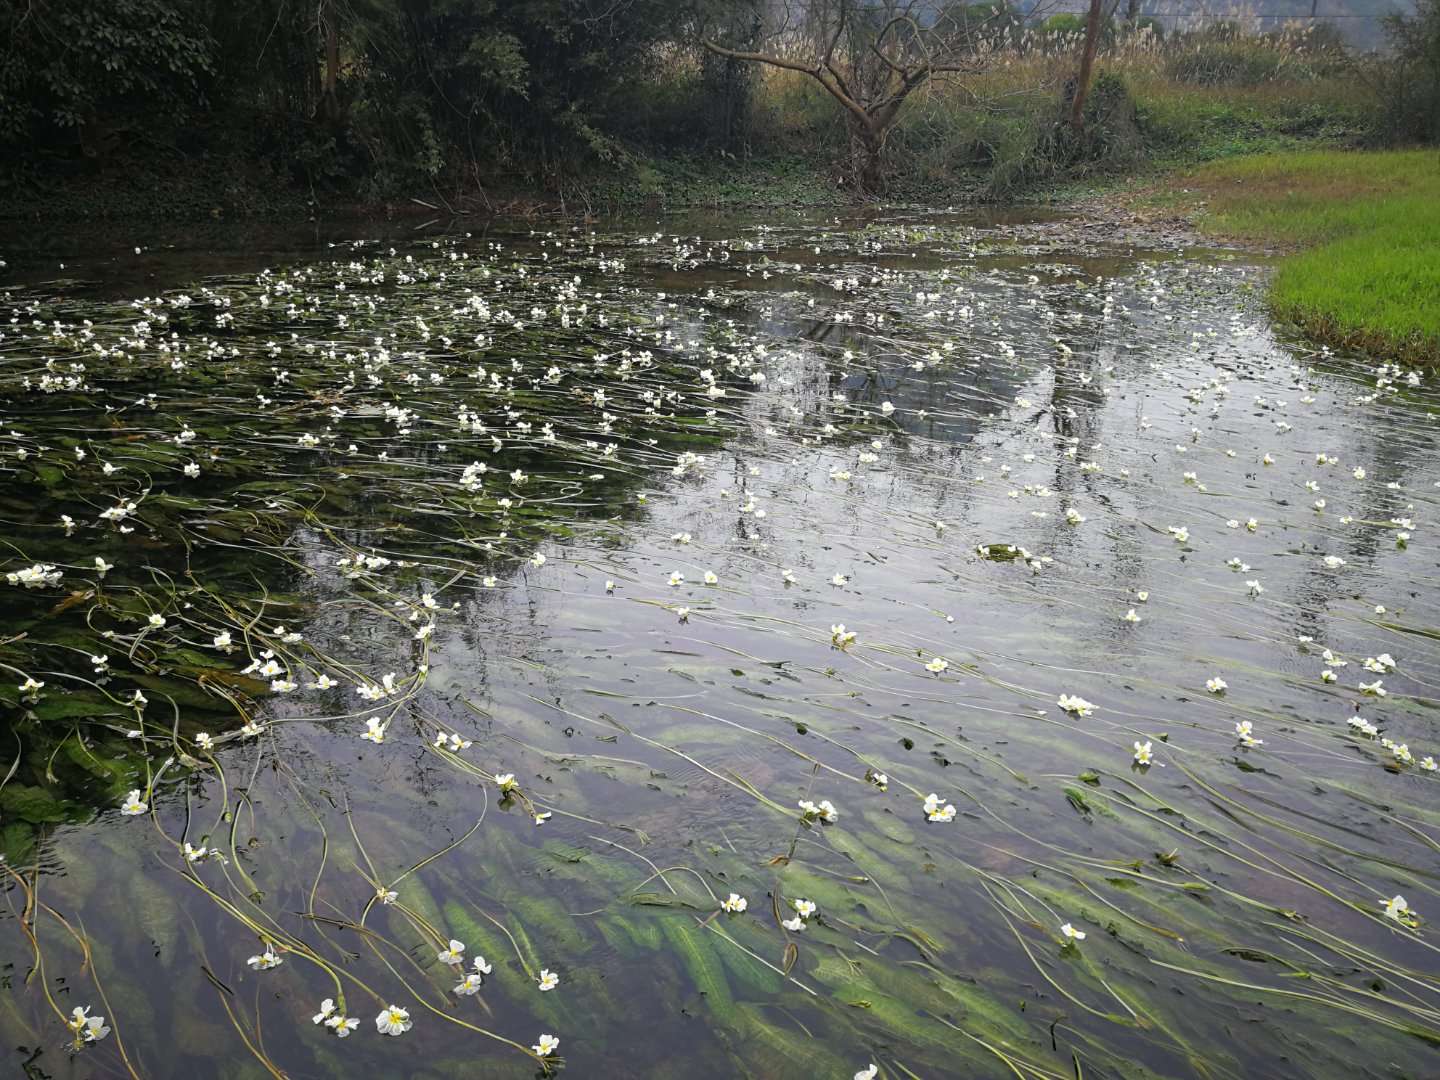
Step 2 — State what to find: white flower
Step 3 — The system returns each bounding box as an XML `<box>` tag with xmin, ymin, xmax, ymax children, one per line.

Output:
<box><xmin>376</xmin><ymin>1005</ymin><xmax>411</xmax><ymax>1036</ymax></box>
<box><xmin>1382</xmin><ymin>895</ymin><xmax>1415</xmax><ymax>923</ymax></box>
<box><xmin>313</xmin><ymin>999</ymin><xmax>336</xmax><ymax>1025</ymax></box>
<box><xmin>792</xmin><ymin>898</ymin><xmax>817</xmax><ymax>919</ymax></box>
<box><xmin>781</xmin><ymin>916</ymin><xmax>805</xmax><ymax>931</ymax></box>
<box><xmin>496</xmin><ymin>772</ymin><xmax>517</xmax><ymax>792</ymax></box>
<box><xmin>923</xmin><ymin>793</ymin><xmax>956</xmax><ymax>822</ymax></box>
<box><xmin>1323</xmin><ymin>555</ymin><xmax>1346</xmax><ymax>569</ymax></box>
<box><xmin>147</xmin><ymin>613</ymin><xmax>167</xmax><ymax>628</ymax></box>
<box><xmin>120</xmin><ymin>789</ymin><xmax>148</xmax><ymax>816</ymax></box>
<box><xmin>925</xmin><ymin>656</ymin><xmax>949</xmax><ymax>673</ymax></box>
<box><xmin>437</xmin><ymin>939</ymin><xmax>465</xmax><ymax>965</ymax></box>
<box><xmin>433</xmin><ymin>731</ymin><xmax>471</xmax><ymax>752</ymax></box>
<box><xmin>703</xmin><ymin>570</ymin><xmax>718</xmax><ymax>585</ymax></box>
<box><xmin>6</xmin><ymin>563</ymin><xmax>63</xmax><ymax>589</ymax></box>
<box><xmin>1359</xmin><ymin>680</ymin><xmax>1387</xmax><ymax>697</ymax></box>
<box><xmin>533</xmin><ymin>1033</ymin><xmax>559</xmax><ymax>1056</ymax></box>
<box><xmin>538</xmin><ymin>969</ymin><xmax>559</xmax><ymax>991</ymax></box>
<box><xmin>1235</xmin><ymin>720</ymin><xmax>1263</xmax><ymax>747</ymax></box>
<box><xmin>830</xmin><ymin>623</ymin><xmax>856</xmax><ymax>647</ymax></box>
<box><xmin>327</xmin><ymin>1015</ymin><xmax>360</xmax><ymax>1037</ymax></box>
<box><xmin>798</xmin><ymin>799</ymin><xmax>837</xmax><ymax>823</ymax></box>
<box><xmin>1205</xmin><ymin>676</ymin><xmax>1227</xmax><ymax>694</ymax></box>
<box><xmin>247</xmin><ymin>949</ymin><xmax>283</xmax><ymax>971</ymax></box>
<box><xmin>454</xmin><ymin>972</ymin><xmax>484</xmax><ymax>995</ymax></box>
<box><xmin>1057</xmin><ymin>694</ymin><xmax>1094</xmax><ymax>717</ymax></box>
<box><xmin>1167</xmin><ymin>526</ymin><xmax>1189</xmax><ymax>544</ymax></box>
<box><xmin>668</xmin><ymin>571</ymin><xmax>684</xmax><ymax>586</ymax></box>
<box><xmin>473</xmin><ymin>955</ymin><xmax>493</xmax><ymax>975</ymax></box>
<box><xmin>1348</xmin><ymin>715</ymin><xmax>1378</xmax><ymax>738</ymax></box>
<box><xmin>183</xmin><ymin>841</ymin><xmax>213</xmax><ymax>862</ymax></box>
<box><xmin>855</xmin><ymin>1066</ymin><xmax>879</xmax><ymax>1080</ymax></box>
<box><xmin>830</xmin><ymin>572</ymin><xmax>849</xmax><ymax>586</ymax></box>
<box><xmin>721</xmin><ymin>893</ymin><xmax>747</xmax><ymax>913</ymax></box>
<box><xmin>67</xmin><ymin>1006</ymin><xmax>110</xmax><ymax>1044</ymax></box>
<box><xmin>1133</xmin><ymin>740</ymin><xmax>1154</xmax><ymax>766</ymax></box>
<box><xmin>1061</xmin><ymin>922</ymin><xmax>1086</xmax><ymax>941</ymax></box>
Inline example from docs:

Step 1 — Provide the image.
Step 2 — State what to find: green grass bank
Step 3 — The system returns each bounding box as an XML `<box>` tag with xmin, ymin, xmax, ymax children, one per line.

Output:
<box><xmin>1156</xmin><ymin>149</ymin><xmax>1440</xmax><ymax>362</ymax></box>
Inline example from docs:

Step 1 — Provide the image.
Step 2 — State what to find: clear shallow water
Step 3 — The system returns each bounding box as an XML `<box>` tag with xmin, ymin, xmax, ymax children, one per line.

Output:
<box><xmin>1</xmin><ymin>212</ymin><xmax>1437</xmax><ymax>1080</ymax></box>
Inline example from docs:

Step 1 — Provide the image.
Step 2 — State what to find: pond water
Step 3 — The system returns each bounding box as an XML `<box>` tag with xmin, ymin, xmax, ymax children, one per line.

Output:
<box><xmin>1</xmin><ymin>209</ymin><xmax>1437</xmax><ymax>1080</ymax></box>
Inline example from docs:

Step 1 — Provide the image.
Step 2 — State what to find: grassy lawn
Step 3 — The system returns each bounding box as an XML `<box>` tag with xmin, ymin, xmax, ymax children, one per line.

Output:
<box><xmin>1165</xmin><ymin>148</ymin><xmax>1440</xmax><ymax>362</ymax></box>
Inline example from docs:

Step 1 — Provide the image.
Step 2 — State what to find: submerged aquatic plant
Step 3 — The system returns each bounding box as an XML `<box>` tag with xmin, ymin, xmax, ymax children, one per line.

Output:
<box><xmin>1</xmin><ymin>215</ymin><xmax>1438</xmax><ymax>1079</ymax></box>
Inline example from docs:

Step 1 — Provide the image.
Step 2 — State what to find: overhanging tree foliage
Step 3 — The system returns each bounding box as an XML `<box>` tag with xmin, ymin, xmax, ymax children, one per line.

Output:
<box><xmin>1</xmin><ymin>0</ymin><xmax>723</xmax><ymax>193</ymax></box>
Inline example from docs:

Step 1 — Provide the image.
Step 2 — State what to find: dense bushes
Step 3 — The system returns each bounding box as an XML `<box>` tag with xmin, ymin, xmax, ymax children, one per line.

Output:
<box><xmin>1164</xmin><ymin>24</ymin><xmax>1348</xmax><ymax>86</ymax></box>
<box><xmin>1</xmin><ymin>0</ymin><xmax>718</xmax><ymax>200</ymax></box>
<box><xmin>0</xmin><ymin>0</ymin><xmax>214</xmax><ymax>146</ymax></box>
<box><xmin>1371</xmin><ymin>0</ymin><xmax>1440</xmax><ymax>145</ymax></box>
<box><xmin>0</xmin><ymin>0</ymin><xmax>1428</xmax><ymax>212</ymax></box>
<box><xmin>983</xmin><ymin>73</ymin><xmax>1144</xmax><ymax>197</ymax></box>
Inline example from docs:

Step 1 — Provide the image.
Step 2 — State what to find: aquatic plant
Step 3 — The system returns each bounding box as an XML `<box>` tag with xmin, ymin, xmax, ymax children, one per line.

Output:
<box><xmin>1</xmin><ymin>216</ymin><xmax>1437</xmax><ymax>1078</ymax></box>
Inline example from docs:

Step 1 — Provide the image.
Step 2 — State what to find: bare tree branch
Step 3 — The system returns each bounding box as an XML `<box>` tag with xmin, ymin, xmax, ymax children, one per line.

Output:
<box><xmin>704</xmin><ymin>0</ymin><xmax>1003</xmax><ymax>192</ymax></box>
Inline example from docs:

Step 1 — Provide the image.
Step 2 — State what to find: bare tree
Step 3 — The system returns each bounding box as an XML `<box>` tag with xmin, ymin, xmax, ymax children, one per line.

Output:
<box><xmin>703</xmin><ymin>1</ymin><xmax>1017</xmax><ymax>194</ymax></box>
